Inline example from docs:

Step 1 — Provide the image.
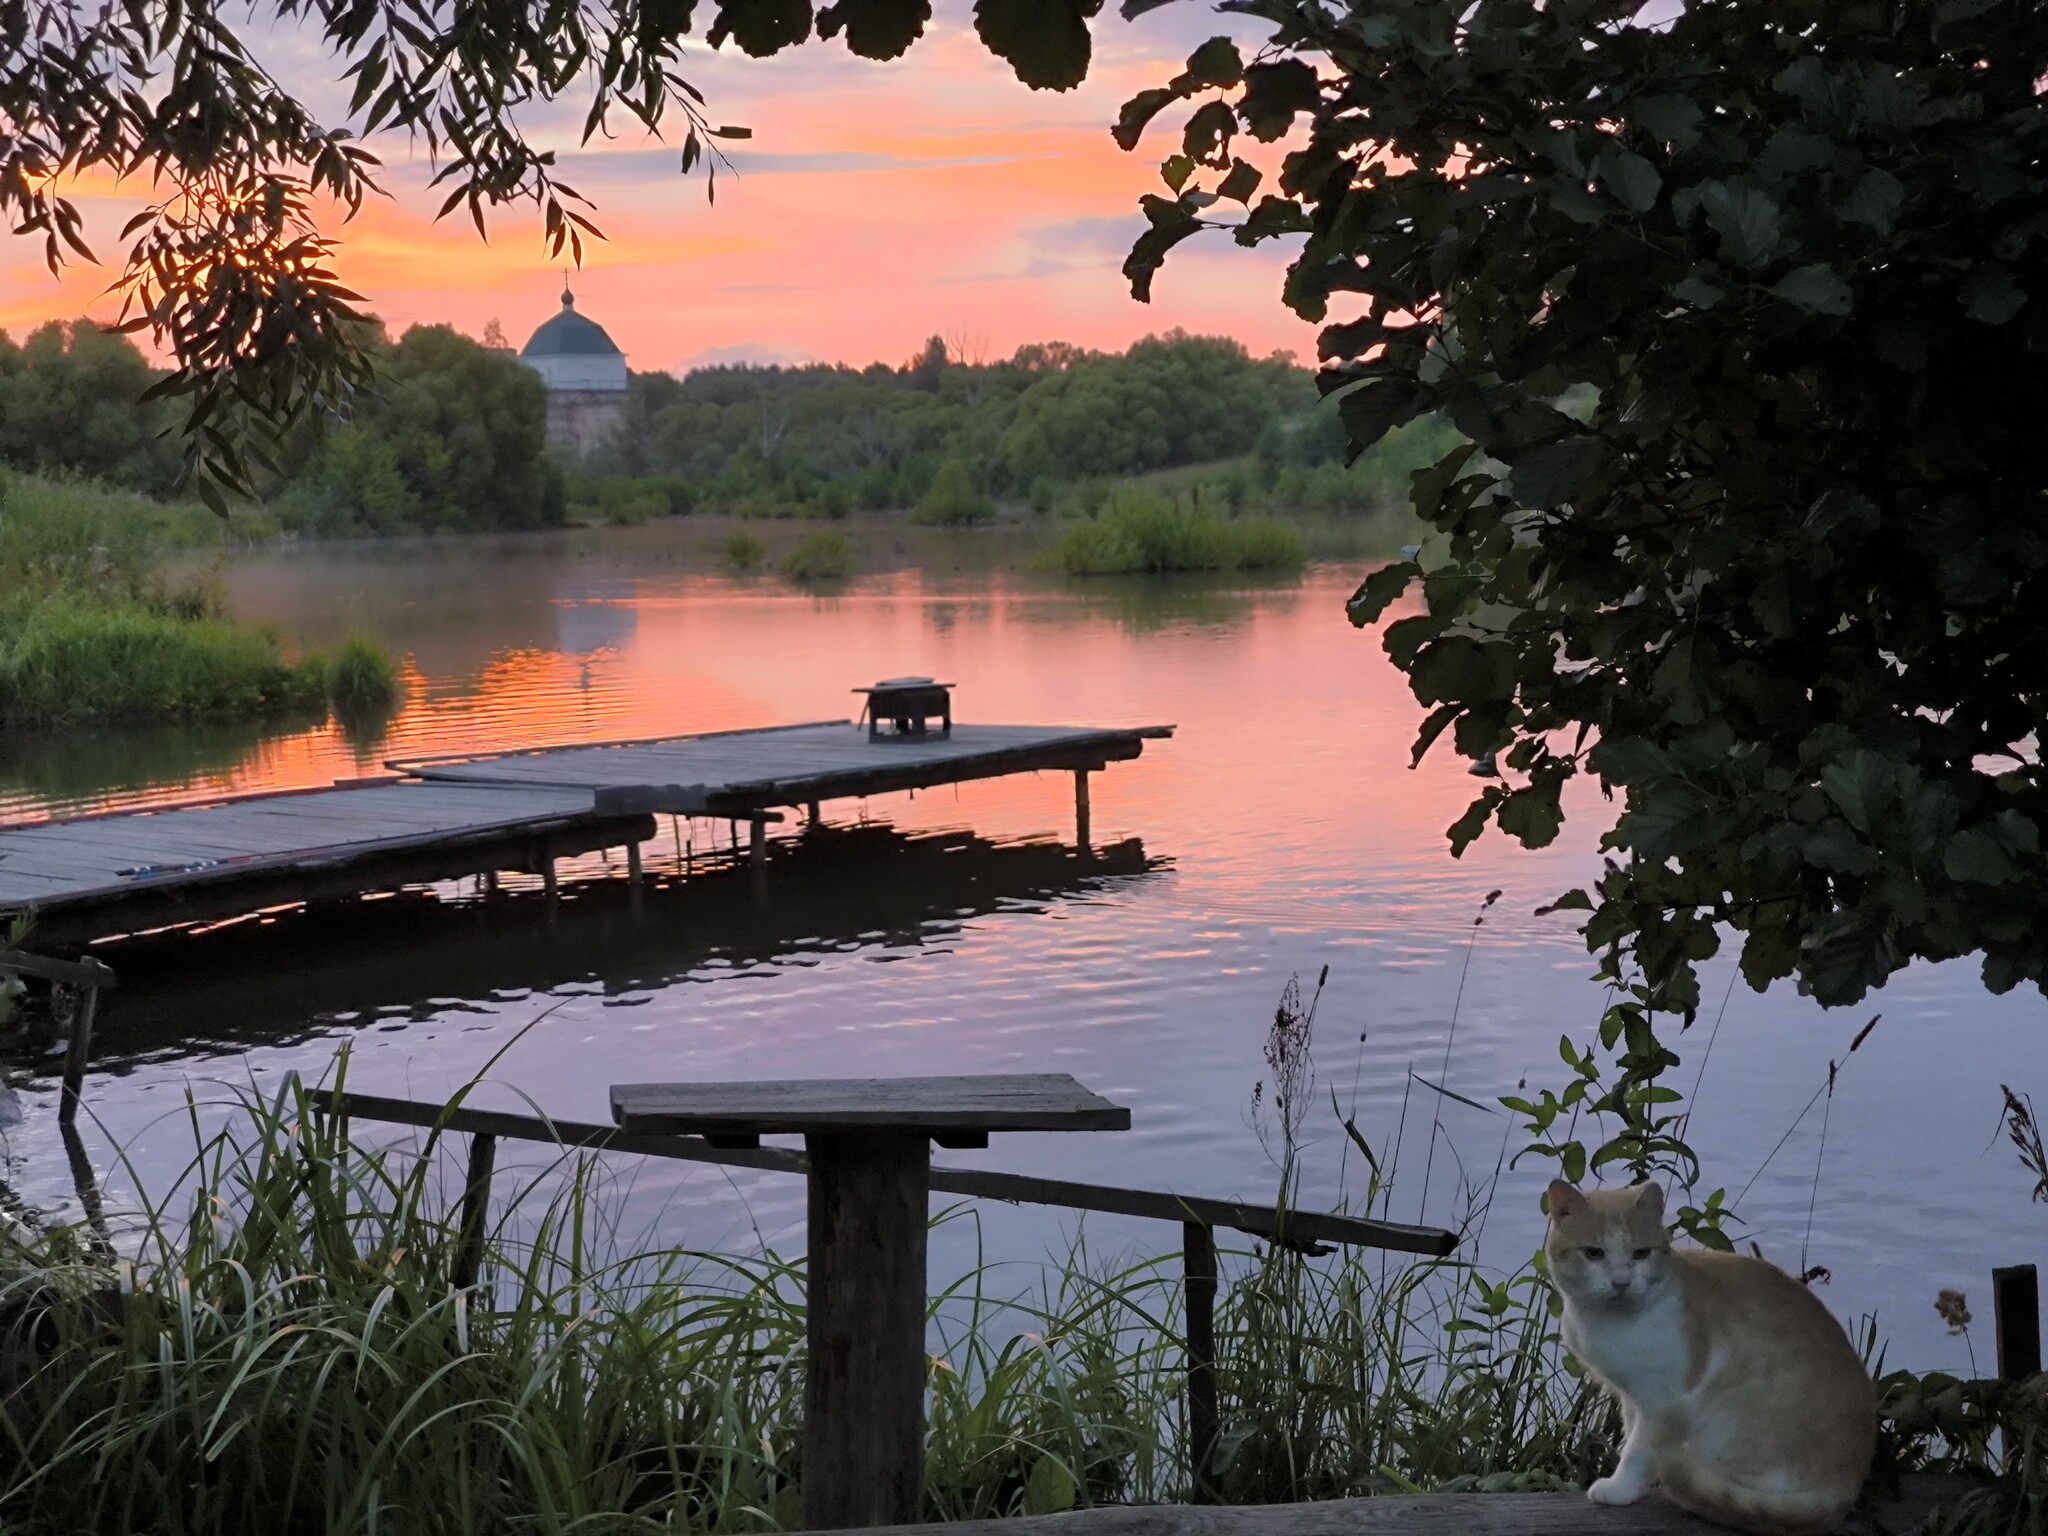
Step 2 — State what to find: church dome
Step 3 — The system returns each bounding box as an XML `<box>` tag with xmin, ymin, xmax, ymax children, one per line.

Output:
<box><xmin>521</xmin><ymin>287</ymin><xmax>624</xmax><ymax>359</ymax></box>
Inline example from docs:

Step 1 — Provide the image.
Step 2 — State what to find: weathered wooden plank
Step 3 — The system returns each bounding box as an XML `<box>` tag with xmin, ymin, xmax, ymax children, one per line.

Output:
<box><xmin>804</xmin><ymin>1131</ymin><xmax>929</xmax><ymax>1529</ymax></box>
<box><xmin>6</xmin><ymin>812</ymin><xmax>654</xmax><ymax>940</ymax></box>
<box><xmin>781</xmin><ymin>1478</ymin><xmax>1962</xmax><ymax>1536</ymax></box>
<box><xmin>0</xmin><ymin>950</ymin><xmax>116</xmax><ymax>989</ymax></box>
<box><xmin>315</xmin><ymin>1091</ymin><xmax>1453</xmax><ymax>1254</ymax></box>
<box><xmin>393</xmin><ymin>724</ymin><xmax>1174</xmax><ymax>812</ymax></box>
<box><xmin>612</xmin><ymin>1074</ymin><xmax>1133</xmax><ymax>1135</ymax></box>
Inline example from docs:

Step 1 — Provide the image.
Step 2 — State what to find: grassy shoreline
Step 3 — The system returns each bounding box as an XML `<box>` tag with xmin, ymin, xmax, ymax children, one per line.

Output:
<box><xmin>0</xmin><ymin>473</ymin><xmax>399</xmax><ymax>729</ymax></box>
<box><xmin>0</xmin><ymin>1054</ymin><xmax>2019</xmax><ymax>1535</ymax></box>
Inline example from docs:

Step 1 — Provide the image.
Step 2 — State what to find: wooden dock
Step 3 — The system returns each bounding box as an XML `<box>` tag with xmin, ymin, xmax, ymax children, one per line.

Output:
<box><xmin>0</xmin><ymin>719</ymin><xmax>1171</xmax><ymax>947</ymax></box>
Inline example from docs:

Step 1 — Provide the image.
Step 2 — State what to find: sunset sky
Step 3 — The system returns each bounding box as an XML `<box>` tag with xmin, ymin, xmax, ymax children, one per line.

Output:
<box><xmin>0</xmin><ymin>3</ymin><xmax>1321</xmax><ymax>374</ymax></box>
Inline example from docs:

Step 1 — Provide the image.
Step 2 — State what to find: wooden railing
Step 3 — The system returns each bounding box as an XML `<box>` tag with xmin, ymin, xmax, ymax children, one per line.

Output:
<box><xmin>310</xmin><ymin>1087</ymin><xmax>1458</xmax><ymax>1502</ymax></box>
<box><xmin>0</xmin><ymin>950</ymin><xmax>115</xmax><ymax>1126</ymax></box>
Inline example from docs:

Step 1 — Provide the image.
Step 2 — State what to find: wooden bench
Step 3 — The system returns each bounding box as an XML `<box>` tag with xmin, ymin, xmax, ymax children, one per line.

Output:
<box><xmin>311</xmin><ymin>1085</ymin><xmax>1458</xmax><ymax>1530</ymax></box>
<box><xmin>611</xmin><ymin>1074</ymin><xmax>1132</xmax><ymax>1531</ymax></box>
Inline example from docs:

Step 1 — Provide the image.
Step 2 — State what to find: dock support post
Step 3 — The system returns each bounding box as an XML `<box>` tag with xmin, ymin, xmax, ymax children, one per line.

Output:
<box><xmin>807</xmin><ymin>800</ymin><xmax>823</xmax><ymax>831</ymax></box>
<box><xmin>1183</xmin><ymin>1220</ymin><xmax>1220</xmax><ymax>1502</ymax></box>
<box><xmin>626</xmin><ymin>841</ymin><xmax>643</xmax><ymax>884</ymax></box>
<box><xmin>749</xmin><ymin>819</ymin><xmax>769</xmax><ymax>906</ymax></box>
<box><xmin>804</xmin><ymin>1131</ymin><xmax>929</xmax><ymax>1529</ymax></box>
<box><xmin>1075</xmin><ymin>769</ymin><xmax>1093</xmax><ymax>857</ymax></box>
<box><xmin>541</xmin><ymin>859</ymin><xmax>559</xmax><ymax>902</ymax></box>
<box><xmin>1996</xmin><ymin>1264</ymin><xmax>2041</xmax><ymax>1380</ymax></box>
<box><xmin>454</xmin><ymin>1132</ymin><xmax>497</xmax><ymax>1290</ymax></box>
<box><xmin>58</xmin><ymin>982</ymin><xmax>100</xmax><ymax>1127</ymax></box>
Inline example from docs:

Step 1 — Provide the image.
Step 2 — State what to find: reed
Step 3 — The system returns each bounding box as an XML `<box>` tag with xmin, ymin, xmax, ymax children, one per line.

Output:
<box><xmin>1052</xmin><ymin>490</ymin><xmax>1305</xmax><ymax>576</ymax></box>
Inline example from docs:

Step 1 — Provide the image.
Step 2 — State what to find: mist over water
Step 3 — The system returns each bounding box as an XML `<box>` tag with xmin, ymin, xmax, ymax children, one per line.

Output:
<box><xmin>2</xmin><ymin>527</ymin><xmax>2039</xmax><ymax>1372</ymax></box>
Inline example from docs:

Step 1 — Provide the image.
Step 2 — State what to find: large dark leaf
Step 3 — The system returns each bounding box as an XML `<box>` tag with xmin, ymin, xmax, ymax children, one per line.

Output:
<box><xmin>815</xmin><ymin>0</ymin><xmax>929</xmax><ymax>57</ymax></box>
<box><xmin>973</xmin><ymin>0</ymin><xmax>1101</xmax><ymax>90</ymax></box>
<box><xmin>708</xmin><ymin>0</ymin><xmax>813</xmax><ymax>53</ymax></box>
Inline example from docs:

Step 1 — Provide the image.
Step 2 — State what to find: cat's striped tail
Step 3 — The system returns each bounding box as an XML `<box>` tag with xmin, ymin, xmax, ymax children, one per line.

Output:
<box><xmin>1658</xmin><ymin>1452</ymin><xmax>1859</xmax><ymax>1536</ymax></box>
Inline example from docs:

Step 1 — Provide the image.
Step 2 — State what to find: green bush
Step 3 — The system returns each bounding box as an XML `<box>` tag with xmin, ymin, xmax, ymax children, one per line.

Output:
<box><xmin>721</xmin><ymin>529</ymin><xmax>768</xmax><ymax>569</ymax></box>
<box><xmin>322</xmin><ymin>634</ymin><xmax>402</xmax><ymax>712</ymax></box>
<box><xmin>781</xmin><ymin>529</ymin><xmax>855</xmax><ymax>583</ymax></box>
<box><xmin>1051</xmin><ymin>489</ymin><xmax>1306</xmax><ymax>575</ymax></box>
<box><xmin>0</xmin><ymin>603</ymin><xmax>328</xmax><ymax>727</ymax></box>
<box><xmin>910</xmin><ymin>459</ymin><xmax>997</xmax><ymax>526</ymax></box>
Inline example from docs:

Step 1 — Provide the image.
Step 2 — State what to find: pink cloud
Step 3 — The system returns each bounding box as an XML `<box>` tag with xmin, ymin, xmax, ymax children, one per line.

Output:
<box><xmin>0</xmin><ymin>6</ymin><xmax>1319</xmax><ymax>369</ymax></box>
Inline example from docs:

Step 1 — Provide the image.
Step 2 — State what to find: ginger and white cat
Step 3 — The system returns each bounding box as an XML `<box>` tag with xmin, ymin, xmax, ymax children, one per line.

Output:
<box><xmin>1545</xmin><ymin>1180</ymin><xmax>1876</xmax><ymax>1536</ymax></box>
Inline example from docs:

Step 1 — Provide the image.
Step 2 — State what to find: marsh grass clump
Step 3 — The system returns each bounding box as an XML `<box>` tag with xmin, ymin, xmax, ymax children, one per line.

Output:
<box><xmin>1052</xmin><ymin>489</ymin><xmax>1305</xmax><ymax>575</ymax></box>
<box><xmin>781</xmin><ymin>529</ymin><xmax>855</xmax><ymax>584</ymax></box>
<box><xmin>721</xmin><ymin>528</ymin><xmax>769</xmax><ymax>570</ymax></box>
<box><xmin>320</xmin><ymin>633</ymin><xmax>402</xmax><ymax>712</ymax></box>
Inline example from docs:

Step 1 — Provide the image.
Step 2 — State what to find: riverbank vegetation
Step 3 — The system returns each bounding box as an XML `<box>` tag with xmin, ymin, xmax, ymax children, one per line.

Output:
<box><xmin>1051</xmin><ymin>489</ymin><xmax>1305</xmax><ymax>575</ymax></box>
<box><xmin>0</xmin><ymin>473</ymin><xmax>398</xmax><ymax>727</ymax></box>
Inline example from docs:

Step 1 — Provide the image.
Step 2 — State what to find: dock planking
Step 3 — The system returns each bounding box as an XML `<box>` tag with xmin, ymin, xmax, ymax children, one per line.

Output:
<box><xmin>1</xmin><ymin>717</ymin><xmax>1170</xmax><ymax>946</ymax></box>
<box><xmin>389</xmin><ymin>720</ymin><xmax>1174</xmax><ymax>816</ymax></box>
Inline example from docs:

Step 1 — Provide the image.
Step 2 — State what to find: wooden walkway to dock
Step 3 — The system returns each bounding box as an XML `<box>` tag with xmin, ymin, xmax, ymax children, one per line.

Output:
<box><xmin>0</xmin><ymin>719</ymin><xmax>1171</xmax><ymax>946</ymax></box>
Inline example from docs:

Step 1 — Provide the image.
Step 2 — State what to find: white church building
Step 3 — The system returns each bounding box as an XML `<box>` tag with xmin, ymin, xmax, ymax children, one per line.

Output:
<box><xmin>518</xmin><ymin>285</ymin><xmax>628</xmax><ymax>452</ymax></box>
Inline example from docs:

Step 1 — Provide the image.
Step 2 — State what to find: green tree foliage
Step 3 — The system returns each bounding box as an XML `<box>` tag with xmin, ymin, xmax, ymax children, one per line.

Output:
<box><xmin>590</xmin><ymin>331</ymin><xmax>1338</xmax><ymax>513</ymax></box>
<box><xmin>278</xmin><ymin>326</ymin><xmax>563</xmax><ymax>533</ymax></box>
<box><xmin>0</xmin><ymin>322</ymin><xmax>181</xmax><ymax>493</ymax></box>
<box><xmin>1122</xmin><ymin>0</ymin><xmax>2048</xmax><ymax>1013</ymax></box>
<box><xmin>911</xmin><ymin>458</ymin><xmax>996</xmax><ymax>525</ymax></box>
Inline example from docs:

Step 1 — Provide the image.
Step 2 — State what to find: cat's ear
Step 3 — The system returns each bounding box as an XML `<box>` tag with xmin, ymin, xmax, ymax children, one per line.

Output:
<box><xmin>1545</xmin><ymin>1179</ymin><xmax>1581</xmax><ymax>1217</ymax></box>
<box><xmin>1632</xmin><ymin>1182</ymin><xmax>1666</xmax><ymax>1218</ymax></box>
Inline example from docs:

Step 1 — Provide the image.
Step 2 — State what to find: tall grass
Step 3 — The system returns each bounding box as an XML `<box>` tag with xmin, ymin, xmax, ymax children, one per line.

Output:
<box><xmin>781</xmin><ymin>529</ymin><xmax>855</xmax><ymax>584</ymax></box>
<box><xmin>321</xmin><ymin>634</ymin><xmax>403</xmax><ymax>712</ymax></box>
<box><xmin>0</xmin><ymin>604</ymin><xmax>328</xmax><ymax>726</ymax></box>
<box><xmin>0</xmin><ymin>1059</ymin><xmax>1623</xmax><ymax>1536</ymax></box>
<box><xmin>1053</xmin><ymin>490</ymin><xmax>1306</xmax><ymax>576</ymax></box>
<box><xmin>0</xmin><ymin>471</ymin><xmax>396</xmax><ymax>728</ymax></box>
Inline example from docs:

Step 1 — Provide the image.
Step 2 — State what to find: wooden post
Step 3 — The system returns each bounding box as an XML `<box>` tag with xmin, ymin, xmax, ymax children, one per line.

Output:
<box><xmin>1183</xmin><ymin>1220</ymin><xmax>1220</xmax><ymax>1502</ymax></box>
<box><xmin>1995</xmin><ymin>1264</ymin><xmax>2040</xmax><ymax>1380</ymax></box>
<box><xmin>804</xmin><ymin>1131</ymin><xmax>930</xmax><ymax>1530</ymax></box>
<box><xmin>626</xmin><ymin>841</ymin><xmax>643</xmax><ymax>884</ymax></box>
<box><xmin>807</xmin><ymin>800</ymin><xmax>823</xmax><ymax>830</ymax></box>
<box><xmin>1074</xmin><ymin>769</ymin><xmax>1093</xmax><ymax>857</ymax></box>
<box><xmin>750</xmin><ymin>818</ymin><xmax>769</xmax><ymax>905</ymax></box>
<box><xmin>58</xmin><ymin>982</ymin><xmax>100</xmax><ymax>1126</ymax></box>
<box><xmin>541</xmin><ymin>859</ymin><xmax>559</xmax><ymax>901</ymax></box>
<box><xmin>453</xmin><ymin>1132</ymin><xmax>498</xmax><ymax>1290</ymax></box>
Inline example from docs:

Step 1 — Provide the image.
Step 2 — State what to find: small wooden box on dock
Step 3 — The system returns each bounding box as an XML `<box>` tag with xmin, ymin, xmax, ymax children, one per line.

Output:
<box><xmin>611</xmin><ymin>1073</ymin><xmax>1130</xmax><ymax>1530</ymax></box>
<box><xmin>854</xmin><ymin>677</ymin><xmax>952</xmax><ymax>742</ymax></box>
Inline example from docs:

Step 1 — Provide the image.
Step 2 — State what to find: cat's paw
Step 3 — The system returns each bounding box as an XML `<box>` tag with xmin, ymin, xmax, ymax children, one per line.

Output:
<box><xmin>1587</xmin><ymin>1475</ymin><xmax>1647</xmax><ymax>1506</ymax></box>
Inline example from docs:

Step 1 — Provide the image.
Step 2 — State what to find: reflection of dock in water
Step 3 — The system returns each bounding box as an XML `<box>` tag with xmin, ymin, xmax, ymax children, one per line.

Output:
<box><xmin>56</xmin><ymin>824</ymin><xmax>1164</xmax><ymax>1071</ymax></box>
<box><xmin>0</xmin><ymin>718</ymin><xmax>1171</xmax><ymax>949</ymax></box>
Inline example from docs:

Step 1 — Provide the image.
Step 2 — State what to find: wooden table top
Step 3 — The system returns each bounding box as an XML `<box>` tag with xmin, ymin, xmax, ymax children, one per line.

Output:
<box><xmin>610</xmin><ymin>1073</ymin><xmax>1131</xmax><ymax>1136</ymax></box>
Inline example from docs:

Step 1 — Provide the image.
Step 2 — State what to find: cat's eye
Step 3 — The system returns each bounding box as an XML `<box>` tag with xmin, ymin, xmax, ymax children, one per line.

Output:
<box><xmin>1583</xmin><ymin>1246</ymin><xmax>1605</xmax><ymax>1260</ymax></box>
<box><xmin>1633</xmin><ymin>1247</ymin><xmax>1653</xmax><ymax>1260</ymax></box>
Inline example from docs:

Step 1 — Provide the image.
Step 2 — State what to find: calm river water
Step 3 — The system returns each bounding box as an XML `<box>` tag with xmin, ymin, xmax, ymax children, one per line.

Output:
<box><xmin>2</xmin><ymin>524</ymin><xmax>2040</xmax><ymax>1370</ymax></box>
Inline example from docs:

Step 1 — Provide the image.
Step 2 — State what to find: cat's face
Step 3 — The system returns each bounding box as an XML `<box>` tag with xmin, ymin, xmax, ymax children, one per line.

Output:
<box><xmin>1545</xmin><ymin>1181</ymin><xmax>1672</xmax><ymax>1308</ymax></box>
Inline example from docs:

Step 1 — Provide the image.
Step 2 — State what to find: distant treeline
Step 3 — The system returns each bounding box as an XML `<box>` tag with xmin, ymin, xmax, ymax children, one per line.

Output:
<box><xmin>0</xmin><ymin>319</ymin><xmax>563</xmax><ymax>537</ymax></box>
<box><xmin>581</xmin><ymin>332</ymin><xmax>1446</xmax><ymax>524</ymax></box>
<box><xmin>0</xmin><ymin>322</ymin><xmax>1448</xmax><ymax>535</ymax></box>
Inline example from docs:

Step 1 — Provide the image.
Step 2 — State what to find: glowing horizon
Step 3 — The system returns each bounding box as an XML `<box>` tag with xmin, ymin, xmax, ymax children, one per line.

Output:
<box><xmin>0</xmin><ymin>9</ymin><xmax>1322</xmax><ymax>376</ymax></box>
